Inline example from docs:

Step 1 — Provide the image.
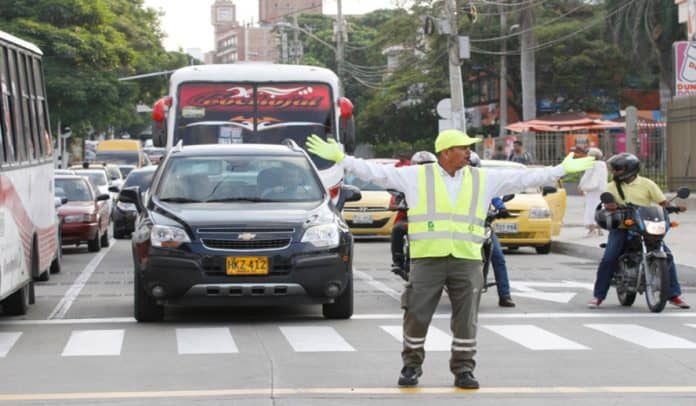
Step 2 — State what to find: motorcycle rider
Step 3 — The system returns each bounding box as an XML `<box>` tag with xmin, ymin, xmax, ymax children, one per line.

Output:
<box><xmin>391</xmin><ymin>151</ymin><xmax>437</xmax><ymax>278</ymax></box>
<box><xmin>468</xmin><ymin>152</ymin><xmax>515</xmax><ymax>307</ymax></box>
<box><xmin>588</xmin><ymin>152</ymin><xmax>690</xmax><ymax>309</ymax></box>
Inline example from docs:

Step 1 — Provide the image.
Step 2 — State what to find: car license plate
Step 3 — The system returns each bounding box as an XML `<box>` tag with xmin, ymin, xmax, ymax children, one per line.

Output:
<box><xmin>226</xmin><ymin>256</ymin><xmax>269</xmax><ymax>275</ymax></box>
<box><xmin>494</xmin><ymin>223</ymin><xmax>518</xmax><ymax>234</ymax></box>
<box><xmin>353</xmin><ymin>213</ymin><xmax>373</xmax><ymax>224</ymax></box>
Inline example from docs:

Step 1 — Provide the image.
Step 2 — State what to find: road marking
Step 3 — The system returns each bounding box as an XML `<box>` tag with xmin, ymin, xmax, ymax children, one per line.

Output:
<box><xmin>513</xmin><ymin>292</ymin><xmax>577</xmax><ymax>303</ymax></box>
<box><xmin>48</xmin><ymin>242</ymin><xmax>115</xmax><ymax>319</ymax></box>
<box><xmin>176</xmin><ymin>328</ymin><xmax>238</xmax><ymax>354</ymax></box>
<box><xmin>353</xmin><ymin>269</ymin><xmax>401</xmax><ymax>300</ymax></box>
<box><xmin>380</xmin><ymin>325</ymin><xmax>451</xmax><ymax>351</ymax></box>
<box><xmin>0</xmin><ymin>332</ymin><xmax>21</xmax><ymax>357</ymax></box>
<box><xmin>62</xmin><ymin>329</ymin><xmax>124</xmax><ymax>356</ymax></box>
<box><xmin>3</xmin><ymin>386</ymin><xmax>696</xmax><ymax>400</ymax></box>
<box><xmin>3</xmin><ymin>312</ymin><xmax>696</xmax><ymax>326</ymax></box>
<box><xmin>483</xmin><ymin>325</ymin><xmax>589</xmax><ymax>350</ymax></box>
<box><xmin>279</xmin><ymin>326</ymin><xmax>355</xmax><ymax>352</ymax></box>
<box><xmin>585</xmin><ymin>324</ymin><xmax>696</xmax><ymax>349</ymax></box>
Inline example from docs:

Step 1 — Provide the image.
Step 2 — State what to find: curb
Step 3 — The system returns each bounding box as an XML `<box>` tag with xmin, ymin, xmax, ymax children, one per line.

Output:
<box><xmin>551</xmin><ymin>241</ymin><xmax>696</xmax><ymax>287</ymax></box>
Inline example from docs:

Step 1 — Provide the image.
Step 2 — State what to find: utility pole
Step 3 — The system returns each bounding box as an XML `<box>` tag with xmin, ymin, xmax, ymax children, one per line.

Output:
<box><xmin>292</xmin><ymin>13</ymin><xmax>301</xmax><ymax>64</ymax></box>
<box><xmin>445</xmin><ymin>0</ymin><xmax>466</xmax><ymax>131</ymax></box>
<box><xmin>335</xmin><ymin>0</ymin><xmax>345</xmax><ymax>78</ymax></box>
<box><xmin>498</xmin><ymin>5</ymin><xmax>507</xmax><ymax>138</ymax></box>
<box><xmin>519</xmin><ymin>3</ymin><xmax>536</xmax><ymax>152</ymax></box>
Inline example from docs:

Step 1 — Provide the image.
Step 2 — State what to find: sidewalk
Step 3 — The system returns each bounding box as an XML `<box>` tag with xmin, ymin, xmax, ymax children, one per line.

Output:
<box><xmin>552</xmin><ymin>194</ymin><xmax>696</xmax><ymax>286</ymax></box>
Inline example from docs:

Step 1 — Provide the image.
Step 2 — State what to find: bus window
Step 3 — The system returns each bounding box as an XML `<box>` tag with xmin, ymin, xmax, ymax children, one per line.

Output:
<box><xmin>16</xmin><ymin>52</ymin><xmax>34</xmax><ymax>160</ymax></box>
<box><xmin>26</xmin><ymin>57</ymin><xmax>41</xmax><ymax>158</ymax></box>
<box><xmin>174</xmin><ymin>82</ymin><xmax>335</xmax><ymax>170</ymax></box>
<box><xmin>6</xmin><ymin>48</ymin><xmax>22</xmax><ymax>162</ymax></box>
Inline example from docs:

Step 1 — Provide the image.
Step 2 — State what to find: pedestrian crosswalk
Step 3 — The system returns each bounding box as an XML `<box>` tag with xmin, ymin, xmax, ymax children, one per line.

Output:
<box><xmin>2</xmin><ymin>323</ymin><xmax>696</xmax><ymax>358</ymax></box>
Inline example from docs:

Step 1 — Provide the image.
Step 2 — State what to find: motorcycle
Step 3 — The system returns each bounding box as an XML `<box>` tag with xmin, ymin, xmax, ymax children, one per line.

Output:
<box><xmin>387</xmin><ymin>190</ymin><xmax>514</xmax><ymax>289</ymax></box>
<box><xmin>597</xmin><ymin>187</ymin><xmax>690</xmax><ymax>313</ymax></box>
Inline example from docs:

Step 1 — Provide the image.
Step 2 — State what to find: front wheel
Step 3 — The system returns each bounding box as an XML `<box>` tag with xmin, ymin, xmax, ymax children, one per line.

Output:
<box><xmin>134</xmin><ymin>273</ymin><xmax>164</xmax><ymax>322</ymax></box>
<box><xmin>535</xmin><ymin>243</ymin><xmax>551</xmax><ymax>255</ymax></box>
<box><xmin>645</xmin><ymin>258</ymin><xmax>669</xmax><ymax>313</ymax></box>
<box><xmin>322</xmin><ymin>277</ymin><xmax>353</xmax><ymax>319</ymax></box>
<box><xmin>616</xmin><ymin>286</ymin><xmax>636</xmax><ymax>306</ymax></box>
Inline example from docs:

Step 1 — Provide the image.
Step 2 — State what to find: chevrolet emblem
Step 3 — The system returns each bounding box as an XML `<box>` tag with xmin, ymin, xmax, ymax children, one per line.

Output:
<box><xmin>238</xmin><ymin>232</ymin><xmax>256</xmax><ymax>241</ymax></box>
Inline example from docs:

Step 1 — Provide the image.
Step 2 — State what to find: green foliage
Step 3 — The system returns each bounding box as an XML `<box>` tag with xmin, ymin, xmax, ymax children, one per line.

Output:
<box><xmin>0</xmin><ymin>0</ymin><xmax>191</xmax><ymax>140</ymax></box>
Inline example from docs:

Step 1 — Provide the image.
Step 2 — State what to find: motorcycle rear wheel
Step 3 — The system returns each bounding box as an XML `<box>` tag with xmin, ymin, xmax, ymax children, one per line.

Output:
<box><xmin>645</xmin><ymin>258</ymin><xmax>668</xmax><ymax>313</ymax></box>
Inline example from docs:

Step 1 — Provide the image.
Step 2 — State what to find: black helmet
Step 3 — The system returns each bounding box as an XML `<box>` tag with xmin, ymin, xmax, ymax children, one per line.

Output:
<box><xmin>607</xmin><ymin>153</ymin><xmax>640</xmax><ymax>182</ymax></box>
<box><xmin>594</xmin><ymin>206</ymin><xmax>626</xmax><ymax>230</ymax></box>
<box><xmin>410</xmin><ymin>150</ymin><xmax>437</xmax><ymax>165</ymax></box>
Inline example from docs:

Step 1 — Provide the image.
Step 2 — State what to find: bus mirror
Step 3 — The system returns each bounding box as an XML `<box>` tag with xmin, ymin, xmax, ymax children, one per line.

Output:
<box><xmin>152</xmin><ymin>96</ymin><xmax>172</xmax><ymax>123</ymax></box>
<box><xmin>340</xmin><ymin>116</ymin><xmax>355</xmax><ymax>154</ymax></box>
<box><xmin>339</xmin><ymin>97</ymin><xmax>353</xmax><ymax>119</ymax></box>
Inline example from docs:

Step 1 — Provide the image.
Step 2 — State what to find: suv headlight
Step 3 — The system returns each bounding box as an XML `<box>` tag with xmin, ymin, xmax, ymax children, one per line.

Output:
<box><xmin>151</xmin><ymin>224</ymin><xmax>191</xmax><ymax>248</ymax></box>
<box><xmin>301</xmin><ymin>223</ymin><xmax>340</xmax><ymax>248</ymax></box>
<box><xmin>528</xmin><ymin>208</ymin><xmax>551</xmax><ymax>219</ymax></box>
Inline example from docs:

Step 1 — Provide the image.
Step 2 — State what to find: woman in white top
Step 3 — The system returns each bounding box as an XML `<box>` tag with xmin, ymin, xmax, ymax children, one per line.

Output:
<box><xmin>578</xmin><ymin>147</ymin><xmax>608</xmax><ymax>236</ymax></box>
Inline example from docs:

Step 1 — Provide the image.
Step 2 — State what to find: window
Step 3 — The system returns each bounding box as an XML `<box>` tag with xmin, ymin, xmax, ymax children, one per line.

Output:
<box><xmin>6</xmin><ymin>49</ymin><xmax>23</xmax><ymax>162</ymax></box>
<box><xmin>17</xmin><ymin>53</ymin><xmax>34</xmax><ymax>160</ymax></box>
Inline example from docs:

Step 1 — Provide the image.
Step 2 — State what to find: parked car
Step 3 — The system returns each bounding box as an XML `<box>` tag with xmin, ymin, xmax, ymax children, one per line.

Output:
<box><xmin>341</xmin><ymin>160</ymin><xmax>399</xmax><ymax>236</ymax></box>
<box><xmin>120</xmin><ymin>143</ymin><xmax>360</xmax><ymax>322</ymax></box>
<box><xmin>112</xmin><ymin>166</ymin><xmax>157</xmax><ymax>238</ymax></box>
<box><xmin>54</xmin><ymin>175</ymin><xmax>112</xmax><ymax>252</ymax></box>
<box><xmin>481</xmin><ymin>159</ymin><xmax>567</xmax><ymax>254</ymax></box>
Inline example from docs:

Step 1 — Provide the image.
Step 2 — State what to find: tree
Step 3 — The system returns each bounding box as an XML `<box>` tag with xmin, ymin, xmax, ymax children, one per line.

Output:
<box><xmin>0</xmin><ymin>0</ymin><xmax>191</xmax><ymax>140</ymax></box>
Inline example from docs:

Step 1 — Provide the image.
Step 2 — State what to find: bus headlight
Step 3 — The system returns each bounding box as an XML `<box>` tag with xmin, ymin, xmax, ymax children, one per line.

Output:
<box><xmin>529</xmin><ymin>208</ymin><xmax>551</xmax><ymax>219</ymax></box>
<box><xmin>301</xmin><ymin>224</ymin><xmax>340</xmax><ymax>248</ymax></box>
<box><xmin>150</xmin><ymin>225</ymin><xmax>191</xmax><ymax>248</ymax></box>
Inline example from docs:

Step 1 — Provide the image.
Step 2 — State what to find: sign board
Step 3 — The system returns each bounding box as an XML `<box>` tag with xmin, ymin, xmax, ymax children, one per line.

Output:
<box><xmin>674</xmin><ymin>41</ymin><xmax>696</xmax><ymax>96</ymax></box>
<box><xmin>436</xmin><ymin>98</ymin><xmax>451</xmax><ymax>119</ymax></box>
<box><xmin>458</xmin><ymin>36</ymin><xmax>470</xmax><ymax>60</ymax></box>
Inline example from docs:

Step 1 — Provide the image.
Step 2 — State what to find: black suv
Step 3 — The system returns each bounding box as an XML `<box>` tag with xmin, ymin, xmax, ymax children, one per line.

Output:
<box><xmin>120</xmin><ymin>143</ymin><xmax>360</xmax><ymax>322</ymax></box>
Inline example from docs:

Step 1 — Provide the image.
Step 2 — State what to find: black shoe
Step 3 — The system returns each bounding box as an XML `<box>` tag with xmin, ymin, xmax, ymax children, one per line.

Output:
<box><xmin>454</xmin><ymin>371</ymin><xmax>479</xmax><ymax>389</ymax></box>
<box><xmin>398</xmin><ymin>366</ymin><xmax>422</xmax><ymax>386</ymax></box>
<box><xmin>498</xmin><ymin>297</ymin><xmax>515</xmax><ymax>307</ymax></box>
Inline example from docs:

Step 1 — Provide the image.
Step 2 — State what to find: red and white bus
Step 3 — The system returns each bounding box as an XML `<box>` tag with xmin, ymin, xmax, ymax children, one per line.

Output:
<box><xmin>0</xmin><ymin>30</ymin><xmax>60</xmax><ymax>315</ymax></box>
<box><xmin>151</xmin><ymin>64</ymin><xmax>356</xmax><ymax>200</ymax></box>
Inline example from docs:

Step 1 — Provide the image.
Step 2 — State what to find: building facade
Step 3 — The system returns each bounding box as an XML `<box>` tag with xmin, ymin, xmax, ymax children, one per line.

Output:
<box><xmin>211</xmin><ymin>0</ymin><xmax>278</xmax><ymax>63</ymax></box>
<box><xmin>259</xmin><ymin>0</ymin><xmax>322</xmax><ymax>25</ymax></box>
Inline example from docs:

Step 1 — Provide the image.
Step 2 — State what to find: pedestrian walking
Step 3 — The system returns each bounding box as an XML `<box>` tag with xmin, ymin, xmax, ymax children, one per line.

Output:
<box><xmin>305</xmin><ymin>129</ymin><xmax>594</xmax><ymax>389</ymax></box>
<box><xmin>578</xmin><ymin>147</ymin><xmax>608</xmax><ymax>236</ymax></box>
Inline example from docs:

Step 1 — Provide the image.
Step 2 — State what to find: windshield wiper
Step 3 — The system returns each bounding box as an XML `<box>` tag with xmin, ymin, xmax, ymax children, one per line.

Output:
<box><xmin>159</xmin><ymin>197</ymin><xmax>203</xmax><ymax>203</ymax></box>
<box><xmin>206</xmin><ymin>197</ymin><xmax>272</xmax><ymax>203</ymax></box>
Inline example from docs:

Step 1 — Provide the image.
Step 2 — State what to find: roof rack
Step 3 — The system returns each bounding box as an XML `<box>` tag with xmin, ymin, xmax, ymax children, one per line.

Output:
<box><xmin>172</xmin><ymin>139</ymin><xmax>184</xmax><ymax>153</ymax></box>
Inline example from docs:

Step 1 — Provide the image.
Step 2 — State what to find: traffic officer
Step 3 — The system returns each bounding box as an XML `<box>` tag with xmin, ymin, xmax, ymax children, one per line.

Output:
<box><xmin>306</xmin><ymin>130</ymin><xmax>594</xmax><ymax>389</ymax></box>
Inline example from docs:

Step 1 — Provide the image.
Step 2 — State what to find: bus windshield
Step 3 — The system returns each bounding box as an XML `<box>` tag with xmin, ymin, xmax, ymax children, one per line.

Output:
<box><xmin>173</xmin><ymin>82</ymin><xmax>335</xmax><ymax>169</ymax></box>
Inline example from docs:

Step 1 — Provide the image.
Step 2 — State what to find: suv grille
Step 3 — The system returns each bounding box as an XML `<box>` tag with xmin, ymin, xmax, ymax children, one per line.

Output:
<box><xmin>201</xmin><ymin>238</ymin><xmax>291</xmax><ymax>250</ymax></box>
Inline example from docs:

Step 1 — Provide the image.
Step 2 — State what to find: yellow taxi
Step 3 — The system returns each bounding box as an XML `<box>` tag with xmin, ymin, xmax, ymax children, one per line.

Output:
<box><xmin>482</xmin><ymin>159</ymin><xmax>567</xmax><ymax>254</ymax></box>
<box><xmin>341</xmin><ymin>159</ymin><xmax>399</xmax><ymax>236</ymax></box>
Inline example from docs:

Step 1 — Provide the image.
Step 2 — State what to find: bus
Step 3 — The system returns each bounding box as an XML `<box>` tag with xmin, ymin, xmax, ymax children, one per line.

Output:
<box><xmin>150</xmin><ymin>64</ymin><xmax>356</xmax><ymax>200</ymax></box>
<box><xmin>0</xmin><ymin>29</ymin><xmax>60</xmax><ymax>315</ymax></box>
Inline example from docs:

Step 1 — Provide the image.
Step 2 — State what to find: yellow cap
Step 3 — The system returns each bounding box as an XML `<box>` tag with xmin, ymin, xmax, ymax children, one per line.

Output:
<box><xmin>434</xmin><ymin>129</ymin><xmax>482</xmax><ymax>153</ymax></box>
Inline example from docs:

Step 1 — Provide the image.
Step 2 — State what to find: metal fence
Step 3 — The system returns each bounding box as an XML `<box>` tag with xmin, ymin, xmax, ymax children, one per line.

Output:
<box><xmin>481</xmin><ymin>126</ymin><xmax>668</xmax><ymax>189</ymax></box>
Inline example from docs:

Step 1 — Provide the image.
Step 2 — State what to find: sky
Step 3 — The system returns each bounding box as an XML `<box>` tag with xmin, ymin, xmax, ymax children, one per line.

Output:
<box><xmin>142</xmin><ymin>0</ymin><xmax>408</xmax><ymax>53</ymax></box>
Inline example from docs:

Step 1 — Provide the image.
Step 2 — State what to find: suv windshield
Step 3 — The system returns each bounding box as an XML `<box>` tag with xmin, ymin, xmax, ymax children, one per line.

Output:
<box><xmin>173</xmin><ymin>82</ymin><xmax>335</xmax><ymax>170</ymax></box>
<box><xmin>55</xmin><ymin>178</ymin><xmax>93</xmax><ymax>201</ymax></box>
<box><xmin>125</xmin><ymin>170</ymin><xmax>156</xmax><ymax>191</ymax></box>
<box><xmin>157</xmin><ymin>155</ymin><xmax>323</xmax><ymax>203</ymax></box>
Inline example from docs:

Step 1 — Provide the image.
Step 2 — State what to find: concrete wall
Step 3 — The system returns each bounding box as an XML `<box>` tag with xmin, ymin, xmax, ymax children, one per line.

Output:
<box><xmin>666</xmin><ymin>96</ymin><xmax>696</xmax><ymax>191</ymax></box>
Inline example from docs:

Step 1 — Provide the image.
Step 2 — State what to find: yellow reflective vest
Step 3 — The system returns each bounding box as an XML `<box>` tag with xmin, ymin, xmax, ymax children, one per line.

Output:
<box><xmin>408</xmin><ymin>164</ymin><xmax>486</xmax><ymax>260</ymax></box>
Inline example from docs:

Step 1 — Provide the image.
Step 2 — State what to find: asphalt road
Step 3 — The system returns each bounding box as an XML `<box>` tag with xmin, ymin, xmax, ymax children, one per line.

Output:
<box><xmin>1</xmin><ymin>237</ymin><xmax>696</xmax><ymax>405</ymax></box>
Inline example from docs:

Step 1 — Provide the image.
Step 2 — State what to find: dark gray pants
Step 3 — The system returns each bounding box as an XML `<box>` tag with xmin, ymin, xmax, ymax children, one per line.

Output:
<box><xmin>401</xmin><ymin>256</ymin><xmax>483</xmax><ymax>375</ymax></box>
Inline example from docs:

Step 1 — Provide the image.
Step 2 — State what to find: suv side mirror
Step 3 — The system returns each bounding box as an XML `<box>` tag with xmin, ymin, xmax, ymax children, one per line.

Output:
<box><xmin>119</xmin><ymin>186</ymin><xmax>142</xmax><ymax>212</ymax></box>
<box><xmin>108</xmin><ymin>185</ymin><xmax>120</xmax><ymax>193</ymax></box>
<box><xmin>335</xmin><ymin>184</ymin><xmax>361</xmax><ymax>211</ymax></box>
<box><xmin>96</xmin><ymin>193</ymin><xmax>110</xmax><ymax>201</ymax></box>
<box><xmin>542</xmin><ymin>186</ymin><xmax>557</xmax><ymax>196</ymax></box>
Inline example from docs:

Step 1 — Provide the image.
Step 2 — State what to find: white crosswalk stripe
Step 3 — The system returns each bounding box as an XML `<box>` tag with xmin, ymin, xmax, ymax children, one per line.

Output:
<box><xmin>483</xmin><ymin>325</ymin><xmax>590</xmax><ymax>350</ymax></box>
<box><xmin>279</xmin><ymin>326</ymin><xmax>355</xmax><ymax>352</ymax></box>
<box><xmin>585</xmin><ymin>324</ymin><xmax>696</xmax><ymax>349</ymax></box>
<box><xmin>0</xmin><ymin>332</ymin><xmax>21</xmax><ymax>357</ymax></box>
<box><xmin>380</xmin><ymin>325</ymin><xmax>451</xmax><ymax>351</ymax></box>
<box><xmin>176</xmin><ymin>328</ymin><xmax>238</xmax><ymax>354</ymax></box>
<box><xmin>62</xmin><ymin>330</ymin><xmax>124</xmax><ymax>356</ymax></box>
